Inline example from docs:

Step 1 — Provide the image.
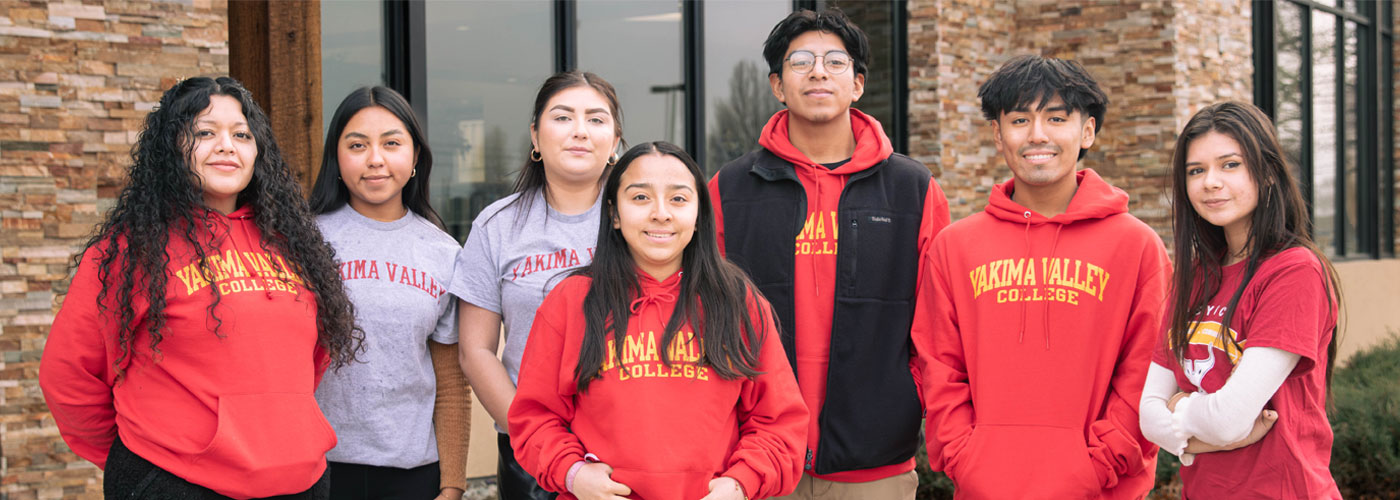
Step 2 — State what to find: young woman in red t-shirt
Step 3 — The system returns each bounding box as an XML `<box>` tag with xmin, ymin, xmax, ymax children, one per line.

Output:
<box><xmin>1139</xmin><ymin>101</ymin><xmax>1342</xmax><ymax>499</ymax></box>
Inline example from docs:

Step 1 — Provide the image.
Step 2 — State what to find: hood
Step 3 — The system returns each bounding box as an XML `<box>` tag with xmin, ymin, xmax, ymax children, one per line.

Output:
<box><xmin>985</xmin><ymin>169</ymin><xmax>1127</xmax><ymax>224</ymax></box>
<box><xmin>758</xmin><ymin>108</ymin><xmax>893</xmax><ymax>175</ymax></box>
<box><xmin>630</xmin><ymin>267</ymin><xmax>682</xmax><ymax>315</ymax></box>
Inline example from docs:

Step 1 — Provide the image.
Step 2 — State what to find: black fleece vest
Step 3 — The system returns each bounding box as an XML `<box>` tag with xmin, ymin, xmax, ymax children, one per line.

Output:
<box><xmin>715</xmin><ymin>148</ymin><xmax>930</xmax><ymax>474</ymax></box>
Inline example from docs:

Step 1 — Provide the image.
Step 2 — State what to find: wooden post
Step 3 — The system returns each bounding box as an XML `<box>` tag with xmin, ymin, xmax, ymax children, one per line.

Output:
<box><xmin>228</xmin><ymin>0</ymin><xmax>323</xmax><ymax>193</ymax></box>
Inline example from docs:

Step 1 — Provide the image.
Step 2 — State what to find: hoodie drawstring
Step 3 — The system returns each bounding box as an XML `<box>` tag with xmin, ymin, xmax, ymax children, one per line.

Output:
<box><xmin>1018</xmin><ymin>211</ymin><xmax>1032</xmax><ymax>344</ymax></box>
<box><xmin>1043</xmin><ymin>224</ymin><xmax>1064</xmax><ymax>350</ymax></box>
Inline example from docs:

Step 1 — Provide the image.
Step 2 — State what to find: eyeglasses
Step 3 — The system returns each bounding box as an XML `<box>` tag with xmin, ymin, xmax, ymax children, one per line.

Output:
<box><xmin>784</xmin><ymin>50</ymin><xmax>853</xmax><ymax>75</ymax></box>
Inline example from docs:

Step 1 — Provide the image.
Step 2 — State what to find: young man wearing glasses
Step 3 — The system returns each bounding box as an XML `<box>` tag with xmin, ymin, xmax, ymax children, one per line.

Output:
<box><xmin>707</xmin><ymin>8</ymin><xmax>949</xmax><ymax>499</ymax></box>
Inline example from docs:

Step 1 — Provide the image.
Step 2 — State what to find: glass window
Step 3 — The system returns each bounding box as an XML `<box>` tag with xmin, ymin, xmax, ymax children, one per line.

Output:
<box><xmin>320</xmin><ymin>0</ymin><xmax>384</xmax><ymax>136</ymax></box>
<box><xmin>577</xmin><ymin>1</ymin><xmax>685</xmax><ymax>148</ymax></box>
<box><xmin>423</xmin><ymin>1</ymin><xmax>553</xmax><ymax>240</ymax></box>
<box><xmin>1342</xmin><ymin>20</ymin><xmax>1360</xmax><ymax>255</ymax></box>
<box><xmin>1312</xmin><ymin>9</ymin><xmax>1337</xmax><ymax>256</ymax></box>
<box><xmin>702</xmin><ymin>0</ymin><xmax>789</xmax><ymax>174</ymax></box>
<box><xmin>1275</xmin><ymin>2</ymin><xmax>1305</xmax><ymax>181</ymax></box>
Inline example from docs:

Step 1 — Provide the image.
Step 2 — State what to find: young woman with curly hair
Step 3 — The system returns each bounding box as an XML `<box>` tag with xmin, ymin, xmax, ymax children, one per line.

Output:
<box><xmin>40</xmin><ymin>76</ymin><xmax>362</xmax><ymax>499</ymax></box>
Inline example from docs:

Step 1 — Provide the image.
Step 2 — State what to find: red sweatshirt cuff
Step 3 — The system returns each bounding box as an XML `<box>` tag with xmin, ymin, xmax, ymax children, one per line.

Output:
<box><xmin>723</xmin><ymin>462</ymin><xmax>762</xmax><ymax>499</ymax></box>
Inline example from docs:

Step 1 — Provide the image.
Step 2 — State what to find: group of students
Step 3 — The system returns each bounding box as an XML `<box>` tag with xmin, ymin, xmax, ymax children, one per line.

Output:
<box><xmin>37</xmin><ymin>7</ymin><xmax>1341</xmax><ymax>500</ymax></box>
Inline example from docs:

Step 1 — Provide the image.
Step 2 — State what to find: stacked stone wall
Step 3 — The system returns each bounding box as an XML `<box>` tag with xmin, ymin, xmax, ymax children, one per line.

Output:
<box><xmin>906</xmin><ymin>0</ymin><xmax>1014</xmax><ymax>217</ymax></box>
<box><xmin>0</xmin><ymin>1</ymin><xmax>227</xmax><ymax>498</ymax></box>
<box><xmin>909</xmin><ymin>0</ymin><xmax>1253</xmax><ymax>244</ymax></box>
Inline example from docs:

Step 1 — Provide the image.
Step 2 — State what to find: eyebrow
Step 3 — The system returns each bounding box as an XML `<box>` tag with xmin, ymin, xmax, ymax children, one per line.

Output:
<box><xmin>549</xmin><ymin>104</ymin><xmax>610</xmax><ymax>116</ymax></box>
<box><xmin>197</xmin><ymin>118</ymin><xmax>247</xmax><ymax>127</ymax></box>
<box><xmin>624</xmin><ymin>182</ymin><xmax>695</xmax><ymax>192</ymax></box>
<box><xmin>1185</xmin><ymin>152</ymin><xmax>1243</xmax><ymax>165</ymax></box>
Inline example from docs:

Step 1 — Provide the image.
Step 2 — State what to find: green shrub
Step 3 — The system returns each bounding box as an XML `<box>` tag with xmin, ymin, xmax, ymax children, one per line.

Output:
<box><xmin>1330</xmin><ymin>333</ymin><xmax>1400</xmax><ymax>499</ymax></box>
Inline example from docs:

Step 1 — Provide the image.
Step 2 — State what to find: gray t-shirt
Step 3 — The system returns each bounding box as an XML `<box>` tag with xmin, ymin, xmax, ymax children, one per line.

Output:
<box><xmin>314</xmin><ymin>205</ymin><xmax>459</xmax><ymax>468</ymax></box>
<box><xmin>450</xmin><ymin>189</ymin><xmax>599</xmax><ymax>401</ymax></box>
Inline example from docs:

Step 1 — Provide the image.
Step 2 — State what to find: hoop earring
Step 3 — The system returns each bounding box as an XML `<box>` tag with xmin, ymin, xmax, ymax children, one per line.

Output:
<box><xmin>530</xmin><ymin>149</ymin><xmax>542</xmax><ymax>162</ymax></box>
<box><xmin>411</xmin><ymin>168</ymin><xmax>417</xmax><ymax>178</ymax></box>
<box><xmin>607</xmin><ymin>154</ymin><xmax>619</xmax><ymax>167</ymax></box>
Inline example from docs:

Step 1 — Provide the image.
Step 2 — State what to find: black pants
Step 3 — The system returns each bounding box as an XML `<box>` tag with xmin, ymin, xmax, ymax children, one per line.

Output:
<box><xmin>327</xmin><ymin>460</ymin><xmax>440</xmax><ymax>500</ymax></box>
<box><xmin>497</xmin><ymin>433</ymin><xmax>557</xmax><ymax>500</ymax></box>
<box><xmin>105</xmin><ymin>435</ymin><xmax>330</xmax><ymax>500</ymax></box>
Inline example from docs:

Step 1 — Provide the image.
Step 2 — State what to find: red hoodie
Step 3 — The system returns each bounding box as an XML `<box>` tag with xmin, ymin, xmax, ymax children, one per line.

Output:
<box><xmin>509</xmin><ymin>270</ymin><xmax>807</xmax><ymax>499</ymax></box>
<box><xmin>708</xmin><ymin>109</ymin><xmax>949</xmax><ymax>482</ymax></box>
<box><xmin>914</xmin><ymin>169</ymin><xmax>1168</xmax><ymax>499</ymax></box>
<box><xmin>40</xmin><ymin>205</ymin><xmax>334</xmax><ymax>499</ymax></box>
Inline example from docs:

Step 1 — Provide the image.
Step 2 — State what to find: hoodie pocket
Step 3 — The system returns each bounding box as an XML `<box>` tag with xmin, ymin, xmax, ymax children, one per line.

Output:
<box><xmin>607</xmin><ymin>466</ymin><xmax>711</xmax><ymax>500</ymax></box>
<box><xmin>950</xmin><ymin>424</ymin><xmax>1099</xmax><ymax>500</ymax></box>
<box><xmin>191</xmin><ymin>392</ymin><xmax>336</xmax><ymax>495</ymax></box>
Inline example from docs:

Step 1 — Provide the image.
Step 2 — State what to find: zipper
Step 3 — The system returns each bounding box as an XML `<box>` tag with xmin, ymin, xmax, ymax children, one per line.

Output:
<box><xmin>805</xmin><ymin>449</ymin><xmax>814</xmax><ymax>470</ymax></box>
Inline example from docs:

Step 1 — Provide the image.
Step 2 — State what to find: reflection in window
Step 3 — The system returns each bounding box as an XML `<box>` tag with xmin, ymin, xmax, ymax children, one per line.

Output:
<box><xmin>577</xmin><ymin>2</ymin><xmax>685</xmax><ymax>147</ymax></box>
<box><xmin>1274</xmin><ymin>2</ymin><xmax>1304</xmax><ymax>182</ymax></box>
<box><xmin>424</xmin><ymin>1</ymin><xmax>552</xmax><ymax>241</ymax></box>
<box><xmin>1312</xmin><ymin>9</ymin><xmax>1336</xmax><ymax>256</ymax></box>
<box><xmin>703</xmin><ymin>0</ymin><xmax>788</xmax><ymax>174</ymax></box>
<box><xmin>1342</xmin><ymin>20</ymin><xmax>1360</xmax><ymax>255</ymax></box>
<box><xmin>320</xmin><ymin>0</ymin><xmax>383</xmax><ymax>137</ymax></box>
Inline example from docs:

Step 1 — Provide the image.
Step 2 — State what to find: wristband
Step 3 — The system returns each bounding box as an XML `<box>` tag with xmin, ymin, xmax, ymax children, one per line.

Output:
<box><xmin>565</xmin><ymin>461</ymin><xmax>585</xmax><ymax>493</ymax></box>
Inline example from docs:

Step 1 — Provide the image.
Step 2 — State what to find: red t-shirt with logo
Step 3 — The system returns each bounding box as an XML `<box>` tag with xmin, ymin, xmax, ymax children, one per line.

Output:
<box><xmin>1152</xmin><ymin>247</ymin><xmax>1340</xmax><ymax>499</ymax></box>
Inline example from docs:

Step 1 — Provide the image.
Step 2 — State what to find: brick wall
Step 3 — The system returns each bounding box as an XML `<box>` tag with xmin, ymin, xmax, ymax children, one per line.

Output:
<box><xmin>0</xmin><ymin>1</ymin><xmax>227</xmax><ymax>498</ymax></box>
<box><xmin>908</xmin><ymin>0</ymin><xmax>1252</xmax><ymax>242</ymax></box>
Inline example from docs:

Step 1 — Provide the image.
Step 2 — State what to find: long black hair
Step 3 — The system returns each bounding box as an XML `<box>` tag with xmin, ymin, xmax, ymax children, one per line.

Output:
<box><xmin>80</xmin><ymin>76</ymin><xmax>362</xmax><ymax>375</ymax></box>
<box><xmin>1168</xmin><ymin>101</ymin><xmax>1342</xmax><ymax>387</ymax></box>
<box><xmin>309</xmin><ymin>85</ymin><xmax>442</xmax><ymax>229</ymax></box>
<box><xmin>511</xmin><ymin>71</ymin><xmax>624</xmax><ymax>205</ymax></box>
<box><xmin>573</xmin><ymin>142</ymin><xmax>768</xmax><ymax>391</ymax></box>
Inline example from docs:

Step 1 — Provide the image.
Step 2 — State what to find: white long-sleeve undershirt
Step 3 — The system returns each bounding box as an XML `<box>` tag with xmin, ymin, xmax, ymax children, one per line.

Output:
<box><xmin>1140</xmin><ymin>347</ymin><xmax>1300</xmax><ymax>463</ymax></box>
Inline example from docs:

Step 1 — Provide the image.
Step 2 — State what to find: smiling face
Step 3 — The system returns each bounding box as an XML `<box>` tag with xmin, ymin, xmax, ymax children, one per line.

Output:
<box><xmin>531</xmin><ymin>85</ymin><xmax>621</xmax><ymax>187</ymax></box>
<box><xmin>992</xmin><ymin>95</ymin><xmax>1096</xmax><ymax>195</ymax></box>
<box><xmin>190</xmin><ymin>94</ymin><xmax>258</xmax><ymax>214</ymax></box>
<box><xmin>337</xmin><ymin>105</ymin><xmax>416</xmax><ymax>221</ymax></box>
<box><xmin>769</xmin><ymin>30</ymin><xmax>865</xmax><ymax>127</ymax></box>
<box><xmin>612</xmin><ymin>153</ymin><xmax>699</xmax><ymax>280</ymax></box>
<box><xmin>1185</xmin><ymin>131</ymin><xmax>1259</xmax><ymax>254</ymax></box>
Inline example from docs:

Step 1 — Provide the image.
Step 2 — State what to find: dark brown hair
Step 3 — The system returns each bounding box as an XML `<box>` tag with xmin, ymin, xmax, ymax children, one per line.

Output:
<box><xmin>1168</xmin><ymin>101</ymin><xmax>1341</xmax><ymax>387</ymax></box>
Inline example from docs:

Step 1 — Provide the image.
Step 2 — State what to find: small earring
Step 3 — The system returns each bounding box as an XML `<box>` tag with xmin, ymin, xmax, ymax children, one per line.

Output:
<box><xmin>607</xmin><ymin>154</ymin><xmax>619</xmax><ymax>167</ymax></box>
<box><xmin>411</xmin><ymin>168</ymin><xmax>417</xmax><ymax>178</ymax></box>
<box><xmin>530</xmin><ymin>149</ymin><xmax>542</xmax><ymax>162</ymax></box>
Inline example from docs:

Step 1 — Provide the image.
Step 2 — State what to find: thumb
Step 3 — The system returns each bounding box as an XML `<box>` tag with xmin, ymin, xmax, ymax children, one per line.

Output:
<box><xmin>607</xmin><ymin>477</ymin><xmax>632</xmax><ymax>497</ymax></box>
<box><xmin>1263</xmin><ymin>409</ymin><xmax>1278</xmax><ymax>421</ymax></box>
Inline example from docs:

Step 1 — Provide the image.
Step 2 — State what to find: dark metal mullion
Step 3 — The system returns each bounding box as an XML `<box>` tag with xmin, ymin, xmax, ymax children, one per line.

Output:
<box><xmin>554</xmin><ymin>0</ymin><xmax>577</xmax><ymax>72</ymax></box>
<box><xmin>1333</xmin><ymin>14</ymin><xmax>1346</xmax><ymax>257</ymax></box>
<box><xmin>1301</xmin><ymin>6</ymin><xmax>1315</xmax><ymax>225</ymax></box>
<box><xmin>383</xmin><ymin>1</ymin><xmax>427</xmax><ymax>136</ymax></box>
<box><xmin>892</xmin><ymin>0</ymin><xmax>909</xmax><ymax>154</ymax></box>
<box><xmin>1359</xmin><ymin>13</ymin><xmax>1377</xmax><ymax>257</ymax></box>
<box><xmin>684</xmin><ymin>0</ymin><xmax>704</xmax><ymax>165</ymax></box>
<box><xmin>1384</xmin><ymin>32</ymin><xmax>1396</xmax><ymax>256</ymax></box>
<box><xmin>1253</xmin><ymin>1</ymin><xmax>1277</xmax><ymax>118</ymax></box>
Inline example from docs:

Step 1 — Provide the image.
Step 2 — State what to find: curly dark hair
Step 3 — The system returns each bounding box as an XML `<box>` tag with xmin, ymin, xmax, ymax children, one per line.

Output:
<box><xmin>80</xmin><ymin>76</ymin><xmax>362</xmax><ymax>375</ymax></box>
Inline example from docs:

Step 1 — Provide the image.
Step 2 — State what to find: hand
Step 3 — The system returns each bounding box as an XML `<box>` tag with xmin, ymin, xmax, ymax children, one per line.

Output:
<box><xmin>571</xmin><ymin>462</ymin><xmax>632</xmax><ymax>500</ymax></box>
<box><xmin>698</xmin><ymin>477</ymin><xmax>746</xmax><ymax>500</ymax></box>
<box><xmin>433</xmin><ymin>487</ymin><xmax>464</xmax><ymax>500</ymax></box>
<box><xmin>1166</xmin><ymin>391</ymin><xmax>1190</xmax><ymax>412</ymax></box>
<box><xmin>1184</xmin><ymin>409</ymin><xmax>1278</xmax><ymax>454</ymax></box>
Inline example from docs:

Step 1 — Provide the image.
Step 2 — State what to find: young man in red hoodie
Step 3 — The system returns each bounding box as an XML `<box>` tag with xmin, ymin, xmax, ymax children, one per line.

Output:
<box><xmin>914</xmin><ymin>55</ymin><xmax>1169</xmax><ymax>499</ymax></box>
<box><xmin>708</xmin><ymin>8</ymin><xmax>951</xmax><ymax>499</ymax></box>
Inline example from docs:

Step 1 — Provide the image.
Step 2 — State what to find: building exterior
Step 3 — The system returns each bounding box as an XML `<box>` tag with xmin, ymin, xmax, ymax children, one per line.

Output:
<box><xmin>0</xmin><ymin>0</ymin><xmax>1395</xmax><ymax>497</ymax></box>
